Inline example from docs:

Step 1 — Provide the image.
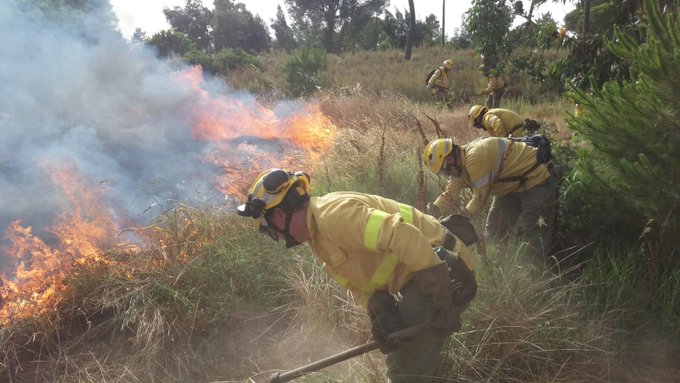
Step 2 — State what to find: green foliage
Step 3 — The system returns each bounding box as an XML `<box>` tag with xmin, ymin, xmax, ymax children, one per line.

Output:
<box><xmin>147</xmin><ymin>30</ymin><xmax>196</xmax><ymax>57</ymax></box>
<box><xmin>163</xmin><ymin>0</ymin><xmax>212</xmax><ymax>52</ymax></box>
<box><xmin>285</xmin><ymin>0</ymin><xmax>388</xmax><ymax>53</ymax></box>
<box><xmin>214</xmin><ymin>48</ymin><xmax>262</xmax><ymax>71</ymax></box>
<box><xmin>465</xmin><ymin>0</ymin><xmax>514</xmax><ymax>68</ymax></box>
<box><xmin>183</xmin><ymin>48</ymin><xmax>219</xmax><ymax>72</ymax></box>
<box><xmin>283</xmin><ymin>47</ymin><xmax>327</xmax><ymax>97</ymax></box>
<box><xmin>212</xmin><ymin>0</ymin><xmax>271</xmax><ymax>53</ymax></box>
<box><xmin>271</xmin><ymin>5</ymin><xmax>298</xmax><ymax>51</ymax></box>
<box><xmin>550</xmin><ymin>0</ymin><xmax>643</xmax><ymax>91</ymax></box>
<box><xmin>565</xmin><ymin>0</ymin><xmax>679</xmax><ymax>258</ymax></box>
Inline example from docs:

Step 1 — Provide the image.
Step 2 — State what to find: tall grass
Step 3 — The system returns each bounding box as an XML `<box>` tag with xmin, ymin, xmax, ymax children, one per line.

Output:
<box><xmin>2</xmin><ymin>82</ymin><xmax>678</xmax><ymax>383</ymax></box>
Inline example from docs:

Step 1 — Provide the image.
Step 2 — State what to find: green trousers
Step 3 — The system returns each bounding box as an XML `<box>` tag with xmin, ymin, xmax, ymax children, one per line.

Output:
<box><xmin>485</xmin><ymin>171</ymin><xmax>558</xmax><ymax>256</ymax></box>
<box><xmin>385</xmin><ymin>280</ymin><xmax>445</xmax><ymax>383</ymax></box>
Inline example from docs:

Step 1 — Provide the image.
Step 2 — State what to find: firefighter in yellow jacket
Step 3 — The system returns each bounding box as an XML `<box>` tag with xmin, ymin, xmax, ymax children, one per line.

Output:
<box><xmin>423</xmin><ymin>137</ymin><xmax>558</xmax><ymax>256</ymax></box>
<box><xmin>468</xmin><ymin>104</ymin><xmax>540</xmax><ymax>137</ymax></box>
<box><xmin>426</xmin><ymin>58</ymin><xmax>454</xmax><ymax>109</ymax></box>
<box><xmin>237</xmin><ymin>169</ymin><xmax>477</xmax><ymax>383</ymax></box>
<box><xmin>478</xmin><ymin>65</ymin><xmax>505</xmax><ymax>108</ymax></box>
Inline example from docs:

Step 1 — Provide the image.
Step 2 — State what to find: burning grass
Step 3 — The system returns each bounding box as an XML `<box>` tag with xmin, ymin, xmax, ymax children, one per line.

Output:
<box><xmin>1</xmin><ymin>90</ymin><xmax>676</xmax><ymax>383</ymax></box>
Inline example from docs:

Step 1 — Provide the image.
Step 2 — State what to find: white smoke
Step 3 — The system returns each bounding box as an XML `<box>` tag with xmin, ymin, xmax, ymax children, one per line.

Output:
<box><xmin>0</xmin><ymin>0</ymin><xmax>289</xmax><ymax>251</ymax></box>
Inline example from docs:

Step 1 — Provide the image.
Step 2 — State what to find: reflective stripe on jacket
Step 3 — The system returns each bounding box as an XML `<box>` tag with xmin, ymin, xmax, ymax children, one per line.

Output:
<box><xmin>433</xmin><ymin>137</ymin><xmax>551</xmax><ymax>217</ymax></box>
<box><xmin>306</xmin><ymin>192</ymin><xmax>470</xmax><ymax>306</ymax></box>
<box><xmin>482</xmin><ymin>108</ymin><xmax>525</xmax><ymax>137</ymax></box>
<box><xmin>428</xmin><ymin>66</ymin><xmax>450</xmax><ymax>89</ymax></box>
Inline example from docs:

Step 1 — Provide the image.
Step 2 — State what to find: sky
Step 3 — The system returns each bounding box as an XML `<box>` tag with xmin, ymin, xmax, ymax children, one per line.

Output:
<box><xmin>111</xmin><ymin>0</ymin><xmax>576</xmax><ymax>39</ymax></box>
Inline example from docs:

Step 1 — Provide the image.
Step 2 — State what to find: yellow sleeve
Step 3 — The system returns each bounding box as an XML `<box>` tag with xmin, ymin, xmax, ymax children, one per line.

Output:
<box><xmin>427</xmin><ymin>69</ymin><xmax>442</xmax><ymax>87</ymax></box>
<box><xmin>484</xmin><ymin>114</ymin><xmax>506</xmax><ymax>137</ymax></box>
<box><xmin>377</xmin><ymin>214</ymin><xmax>443</xmax><ymax>272</ymax></box>
<box><xmin>321</xmin><ymin>200</ymin><xmax>441</xmax><ymax>272</ymax></box>
<box><xmin>433</xmin><ymin>177</ymin><xmax>465</xmax><ymax>215</ymax></box>
<box><xmin>479</xmin><ymin>78</ymin><xmax>494</xmax><ymax>95</ymax></box>
<box><xmin>462</xmin><ymin>145</ymin><xmax>499</xmax><ymax>217</ymax></box>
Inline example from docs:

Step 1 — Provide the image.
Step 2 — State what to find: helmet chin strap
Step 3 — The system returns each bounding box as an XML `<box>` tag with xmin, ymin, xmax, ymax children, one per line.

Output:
<box><xmin>282</xmin><ymin>210</ymin><xmax>302</xmax><ymax>248</ymax></box>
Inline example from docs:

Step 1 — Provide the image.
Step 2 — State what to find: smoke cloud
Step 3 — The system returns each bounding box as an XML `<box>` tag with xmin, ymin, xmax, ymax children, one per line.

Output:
<box><xmin>0</xmin><ymin>0</ymin><xmax>303</xmax><ymax>255</ymax></box>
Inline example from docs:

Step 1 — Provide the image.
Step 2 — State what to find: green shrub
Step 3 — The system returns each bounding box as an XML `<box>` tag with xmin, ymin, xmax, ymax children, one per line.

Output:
<box><xmin>214</xmin><ymin>47</ymin><xmax>262</xmax><ymax>72</ymax></box>
<box><xmin>147</xmin><ymin>30</ymin><xmax>195</xmax><ymax>58</ymax></box>
<box><xmin>566</xmin><ymin>0</ymin><xmax>680</xmax><ymax>261</ymax></box>
<box><xmin>283</xmin><ymin>47</ymin><xmax>328</xmax><ymax>97</ymax></box>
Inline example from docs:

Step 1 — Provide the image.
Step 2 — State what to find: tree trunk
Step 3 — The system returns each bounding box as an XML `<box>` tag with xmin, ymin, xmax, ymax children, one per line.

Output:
<box><xmin>404</xmin><ymin>0</ymin><xmax>415</xmax><ymax>59</ymax></box>
<box><xmin>442</xmin><ymin>0</ymin><xmax>446</xmax><ymax>46</ymax></box>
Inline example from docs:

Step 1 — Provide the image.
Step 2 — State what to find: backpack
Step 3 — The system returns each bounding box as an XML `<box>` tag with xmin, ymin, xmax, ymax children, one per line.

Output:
<box><xmin>509</xmin><ymin>118</ymin><xmax>541</xmax><ymax>136</ymax></box>
<box><xmin>496</xmin><ymin>134</ymin><xmax>553</xmax><ymax>185</ymax></box>
<box><xmin>514</xmin><ymin>134</ymin><xmax>552</xmax><ymax>164</ymax></box>
<box><xmin>425</xmin><ymin>68</ymin><xmax>437</xmax><ymax>85</ymax></box>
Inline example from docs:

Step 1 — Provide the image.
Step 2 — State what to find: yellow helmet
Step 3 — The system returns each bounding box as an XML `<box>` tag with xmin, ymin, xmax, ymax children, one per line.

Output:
<box><xmin>423</xmin><ymin>138</ymin><xmax>454</xmax><ymax>175</ymax></box>
<box><xmin>443</xmin><ymin>59</ymin><xmax>454</xmax><ymax>69</ymax></box>
<box><xmin>468</xmin><ymin>104</ymin><xmax>488</xmax><ymax>124</ymax></box>
<box><xmin>237</xmin><ymin>168</ymin><xmax>311</xmax><ymax>234</ymax></box>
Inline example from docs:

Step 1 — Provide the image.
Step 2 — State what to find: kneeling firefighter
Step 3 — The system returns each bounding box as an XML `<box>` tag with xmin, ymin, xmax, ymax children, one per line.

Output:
<box><xmin>237</xmin><ymin>168</ymin><xmax>478</xmax><ymax>383</ymax></box>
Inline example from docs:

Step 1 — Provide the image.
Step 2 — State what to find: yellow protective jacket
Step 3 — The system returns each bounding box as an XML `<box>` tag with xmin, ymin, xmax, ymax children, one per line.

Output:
<box><xmin>482</xmin><ymin>108</ymin><xmax>525</xmax><ymax>137</ymax></box>
<box><xmin>427</xmin><ymin>66</ymin><xmax>450</xmax><ymax>90</ymax></box>
<box><xmin>433</xmin><ymin>137</ymin><xmax>551</xmax><ymax>217</ymax></box>
<box><xmin>306</xmin><ymin>192</ymin><xmax>474</xmax><ymax>306</ymax></box>
<box><xmin>479</xmin><ymin>75</ymin><xmax>505</xmax><ymax>95</ymax></box>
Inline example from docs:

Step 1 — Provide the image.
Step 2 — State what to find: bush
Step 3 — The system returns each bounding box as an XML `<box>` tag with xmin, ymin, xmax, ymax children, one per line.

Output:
<box><xmin>566</xmin><ymin>0</ymin><xmax>680</xmax><ymax>263</ymax></box>
<box><xmin>283</xmin><ymin>47</ymin><xmax>327</xmax><ymax>97</ymax></box>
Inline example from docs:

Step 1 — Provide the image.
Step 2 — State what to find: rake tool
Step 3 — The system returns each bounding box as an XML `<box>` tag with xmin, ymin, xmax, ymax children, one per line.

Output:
<box><xmin>269</xmin><ymin>323</ymin><xmax>427</xmax><ymax>383</ymax></box>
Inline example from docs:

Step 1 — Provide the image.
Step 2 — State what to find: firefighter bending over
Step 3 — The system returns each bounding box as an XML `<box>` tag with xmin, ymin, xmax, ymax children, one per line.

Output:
<box><xmin>237</xmin><ymin>169</ymin><xmax>477</xmax><ymax>383</ymax></box>
<box><xmin>423</xmin><ymin>137</ymin><xmax>559</xmax><ymax>256</ymax></box>
<box><xmin>468</xmin><ymin>104</ymin><xmax>540</xmax><ymax>137</ymax></box>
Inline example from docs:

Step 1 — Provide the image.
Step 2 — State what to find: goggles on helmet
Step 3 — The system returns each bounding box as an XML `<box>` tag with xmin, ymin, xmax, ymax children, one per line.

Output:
<box><xmin>237</xmin><ymin>168</ymin><xmax>311</xmax><ymax>239</ymax></box>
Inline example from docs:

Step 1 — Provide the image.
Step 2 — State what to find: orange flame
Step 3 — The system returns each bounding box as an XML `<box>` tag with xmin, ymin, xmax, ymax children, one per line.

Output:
<box><xmin>0</xmin><ymin>66</ymin><xmax>340</xmax><ymax>324</ymax></box>
<box><xmin>174</xmin><ymin>66</ymin><xmax>338</xmax><ymax>198</ymax></box>
<box><xmin>0</xmin><ymin>162</ymin><xmax>132</xmax><ymax>324</ymax></box>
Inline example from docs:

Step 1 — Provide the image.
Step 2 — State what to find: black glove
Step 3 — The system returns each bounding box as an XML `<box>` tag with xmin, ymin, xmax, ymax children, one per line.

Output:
<box><xmin>413</xmin><ymin>262</ymin><xmax>462</xmax><ymax>336</ymax></box>
<box><xmin>434</xmin><ymin>246</ymin><xmax>477</xmax><ymax>306</ymax></box>
<box><xmin>439</xmin><ymin>214</ymin><xmax>478</xmax><ymax>246</ymax></box>
<box><xmin>366</xmin><ymin>291</ymin><xmax>404</xmax><ymax>354</ymax></box>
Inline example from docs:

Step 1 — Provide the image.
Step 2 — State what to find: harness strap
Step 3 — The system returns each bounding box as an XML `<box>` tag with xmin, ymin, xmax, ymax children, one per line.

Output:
<box><xmin>496</xmin><ymin>161</ymin><xmax>542</xmax><ymax>185</ymax></box>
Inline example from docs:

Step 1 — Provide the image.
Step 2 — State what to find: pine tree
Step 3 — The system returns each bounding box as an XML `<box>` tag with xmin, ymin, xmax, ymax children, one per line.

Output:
<box><xmin>567</xmin><ymin>0</ymin><xmax>679</xmax><ymax>262</ymax></box>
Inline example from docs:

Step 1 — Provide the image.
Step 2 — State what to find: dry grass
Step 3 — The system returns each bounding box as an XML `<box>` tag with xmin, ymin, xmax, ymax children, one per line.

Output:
<box><xmin>4</xmin><ymin>85</ymin><xmax>674</xmax><ymax>383</ymax></box>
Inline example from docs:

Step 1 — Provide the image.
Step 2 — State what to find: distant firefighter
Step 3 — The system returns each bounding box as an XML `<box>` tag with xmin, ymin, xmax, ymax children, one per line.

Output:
<box><xmin>477</xmin><ymin>64</ymin><xmax>505</xmax><ymax>108</ymax></box>
<box><xmin>468</xmin><ymin>104</ymin><xmax>540</xmax><ymax>137</ymax></box>
<box><xmin>426</xmin><ymin>58</ymin><xmax>455</xmax><ymax>110</ymax></box>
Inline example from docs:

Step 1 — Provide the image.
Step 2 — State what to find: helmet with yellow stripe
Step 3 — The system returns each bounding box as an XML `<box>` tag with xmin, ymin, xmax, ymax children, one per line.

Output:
<box><xmin>237</xmin><ymin>168</ymin><xmax>311</xmax><ymax>237</ymax></box>
<box><xmin>422</xmin><ymin>138</ymin><xmax>455</xmax><ymax>175</ymax></box>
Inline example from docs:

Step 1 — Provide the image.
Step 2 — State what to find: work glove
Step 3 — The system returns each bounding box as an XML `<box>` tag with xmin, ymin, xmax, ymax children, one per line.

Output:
<box><xmin>439</xmin><ymin>214</ymin><xmax>478</xmax><ymax>246</ymax></box>
<box><xmin>413</xmin><ymin>262</ymin><xmax>461</xmax><ymax>336</ymax></box>
<box><xmin>434</xmin><ymin>246</ymin><xmax>477</xmax><ymax>306</ymax></box>
<box><xmin>366</xmin><ymin>291</ymin><xmax>404</xmax><ymax>354</ymax></box>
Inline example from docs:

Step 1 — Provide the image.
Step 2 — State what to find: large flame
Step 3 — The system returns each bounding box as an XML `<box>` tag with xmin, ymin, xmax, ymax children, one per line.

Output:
<box><xmin>0</xmin><ymin>163</ymin><xmax>130</xmax><ymax>324</ymax></box>
<box><xmin>176</xmin><ymin>66</ymin><xmax>338</xmax><ymax>197</ymax></box>
<box><xmin>1</xmin><ymin>66</ymin><xmax>339</xmax><ymax>325</ymax></box>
